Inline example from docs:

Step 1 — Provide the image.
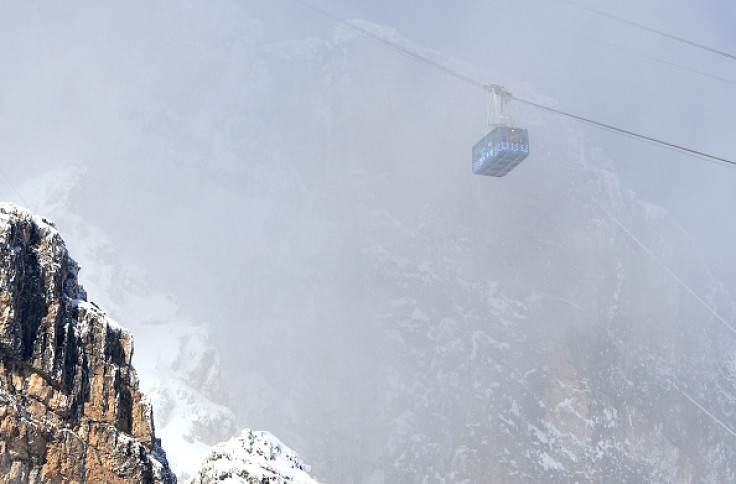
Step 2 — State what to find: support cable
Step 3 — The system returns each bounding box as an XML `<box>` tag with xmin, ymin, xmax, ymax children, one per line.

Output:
<box><xmin>292</xmin><ymin>0</ymin><xmax>487</xmax><ymax>89</ymax></box>
<box><xmin>295</xmin><ymin>0</ymin><xmax>736</xmax><ymax>441</ymax></box>
<box><xmin>290</xmin><ymin>0</ymin><xmax>736</xmax><ymax>169</ymax></box>
<box><xmin>673</xmin><ymin>383</ymin><xmax>736</xmax><ymax>439</ymax></box>
<box><xmin>0</xmin><ymin>168</ymin><xmax>30</xmax><ymax>208</ymax></box>
<box><xmin>512</xmin><ymin>97</ymin><xmax>736</xmax><ymax>168</ymax></box>
<box><xmin>582</xmin><ymin>35</ymin><xmax>736</xmax><ymax>87</ymax></box>
<box><xmin>603</xmin><ymin>206</ymin><xmax>736</xmax><ymax>439</ymax></box>
<box><xmin>605</xmin><ymin>209</ymin><xmax>736</xmax><ymax>337</ymax></box>
<box><xmin>556</xmin><ymin>0</ymin><xmax>736</xmax><ymax>61</ymax></box>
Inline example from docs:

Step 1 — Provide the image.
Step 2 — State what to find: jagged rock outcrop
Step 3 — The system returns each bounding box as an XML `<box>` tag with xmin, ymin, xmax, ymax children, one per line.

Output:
<box><xmin>189</xmin><ymin>429</ymin><xmax>317</xmax><ymax>484</ymax></box>
<box><xmin>0</xmin><ymin>203</ymin><xmax>176</xmax><ymax>483</ymax></box>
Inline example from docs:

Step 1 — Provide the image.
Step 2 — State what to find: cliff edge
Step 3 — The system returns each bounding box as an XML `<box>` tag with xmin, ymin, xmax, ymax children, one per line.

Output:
<box><xmin>0</xmin><ymin>203</ymin><xmax>176</xmax><ymax>483</ymax></box>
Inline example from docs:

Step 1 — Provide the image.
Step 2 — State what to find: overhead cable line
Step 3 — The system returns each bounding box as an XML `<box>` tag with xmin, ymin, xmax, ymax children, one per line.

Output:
<box><xmin>513</xmin><ymin>98</ymin><xmax>736</xmax><ymax>167</ymax></box>
<box><xmin>556</xmin><ymin>0</ymin><xmax>736</xmax><ymax>61</ymax></box>
<box><xmin>602</xmin><ymin>206</ymin><xmax>736</xmax><ymax>436</ymax></box>
<box><xmin>496</xmin><ymin>0</ymin><xmax>736</xmax><ymax>88</ymax></box>
<box><xmin>517</xmin><ymin>0</ymin><xmax>736</xmax><ymax>87</ymax></box>
<box><xmin>291</xmin><ymin>0</ymin><xmax>736</xmax><ymax>169</ymax></box>
<box><xmin>608</xmin><ymin>208</ymin><xmax>736</xmax><ymax>438</ymax></box>
<box><xmin>0</xmin><ymin>168</ymin><xmax>30</xmax><ymax>208</ymax></box>
<box><xmin>525</xmin><ymin>3</ymin><xmax>736</xmax><ymax>87</ymax></box>
<box><xmin>296</xmin><ymin>0</ymin><xmax>736</xmax><ymax>442</ymax></box>
<box><xmin>291</xmin><ymin>0</ymin><xmax>486</xmax><ymax>89</ymax></box>
<box><xmin>673</xmin><ymin>382</ymin><xmax>736</xmax><ymax>439</ymax></box>
<box><xmin>583</xmin><ymin>36</ymin><xmax>736</xmax><ymax>87</ymax></box>
<box><xmin>605</xmin><ymin>209</ymin><xmax>736</xmax><ymax>338</ymax></box>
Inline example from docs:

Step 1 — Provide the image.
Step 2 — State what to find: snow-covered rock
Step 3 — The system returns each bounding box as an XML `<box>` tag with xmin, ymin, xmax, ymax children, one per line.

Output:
<box><xmin>190</xmin><ymin>429</ymin><xmax>317</xmax><ymax>484</ymax></box>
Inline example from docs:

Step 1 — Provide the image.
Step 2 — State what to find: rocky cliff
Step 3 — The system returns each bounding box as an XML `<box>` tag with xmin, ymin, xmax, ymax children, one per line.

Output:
<box><xmin>0</xmin><ymin>203</ymin><xmax>176</xmax><ymax>483</ymax></box>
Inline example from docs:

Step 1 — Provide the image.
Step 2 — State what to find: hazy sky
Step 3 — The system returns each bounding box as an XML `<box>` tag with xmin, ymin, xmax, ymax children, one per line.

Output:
<box><xmin>1</xmin><ymin>1</ymin><xmax>733</xmax><ymax>294</ymax></box>
<box><xmin>244</xmin><ymin>0</ymin><xmax>736</xmax><ymax>296</ymax></box>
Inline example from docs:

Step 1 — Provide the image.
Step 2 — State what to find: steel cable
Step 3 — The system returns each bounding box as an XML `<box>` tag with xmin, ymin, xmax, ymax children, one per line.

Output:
<box><xmin>290</xmin><ymin>0</ymin><xmax>736</xmax><ymax>169</ymax></box>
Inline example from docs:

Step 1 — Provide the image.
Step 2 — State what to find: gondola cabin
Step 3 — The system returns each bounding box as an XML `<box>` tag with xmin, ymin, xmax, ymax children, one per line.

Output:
<box><xmin>472</xmin><ymin>126</ymin><xmax>529</xmax><ymax>177</ymax></box>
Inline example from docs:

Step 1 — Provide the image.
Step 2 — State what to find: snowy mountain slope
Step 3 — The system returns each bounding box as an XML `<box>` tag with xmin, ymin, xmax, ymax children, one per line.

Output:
<box><xmin>230</xmin><ymin>27</ymin><xmax>736</xmax><ymax>482</ymax></box>
<box><xmin>366</xmin><ymin>155</ymin><xmax>736</xmax><ymax>482</ymax></box>
<box><xmin>2</xmin><ymin>2</ymin><xmax>735</xmax><ymax>482</ymax></box>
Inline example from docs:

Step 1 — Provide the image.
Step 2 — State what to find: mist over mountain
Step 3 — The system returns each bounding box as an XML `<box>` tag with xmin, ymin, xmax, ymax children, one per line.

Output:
<box><xmin>2</xmin><ymin>2</ymin><xmax>735</xmax><ymax>482</ymax></box>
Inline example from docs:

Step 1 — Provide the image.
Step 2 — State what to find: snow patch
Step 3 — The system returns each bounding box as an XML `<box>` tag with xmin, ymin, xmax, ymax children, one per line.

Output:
<box><xmin>190</xmin><ymin>429</ymin><xmax>317</xmax><ymax>484</ymax></box>
<box><xmin>539</xmin><ymin>452</ymin><xmax>565</xmax><ymax>471</ymax></box>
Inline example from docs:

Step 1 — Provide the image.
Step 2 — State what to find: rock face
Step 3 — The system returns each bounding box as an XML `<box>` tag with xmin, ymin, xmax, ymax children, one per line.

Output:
<box><xmin>190</xmin><ymin>429</ymin><xmax>317</xmax><ymax>484</ymax></box>
<box><xmin>0</xmin><ymin>203</ymin><xmax>176</xmax><ymax>483</ymax></box>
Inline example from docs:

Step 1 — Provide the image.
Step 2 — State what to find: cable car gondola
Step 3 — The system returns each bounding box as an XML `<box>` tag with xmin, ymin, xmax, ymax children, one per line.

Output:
<box><xmin>472</xmin><ymin>85</ymin><xmax>529</xmax><ymax>177</ymax></box>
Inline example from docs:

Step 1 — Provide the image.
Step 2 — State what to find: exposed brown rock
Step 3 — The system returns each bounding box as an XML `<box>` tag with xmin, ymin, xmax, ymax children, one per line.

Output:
<box><xmin>0</xmin><ymin>203</ymin><xmax>176</xmax><ymax>483</ymax></box>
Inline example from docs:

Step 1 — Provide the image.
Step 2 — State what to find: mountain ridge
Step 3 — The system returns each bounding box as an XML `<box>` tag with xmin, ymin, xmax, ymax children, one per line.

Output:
<box><xmin>0</xmin><ymin>202</ymin><xmax>176</xmax><ymax>483</ymax></box>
